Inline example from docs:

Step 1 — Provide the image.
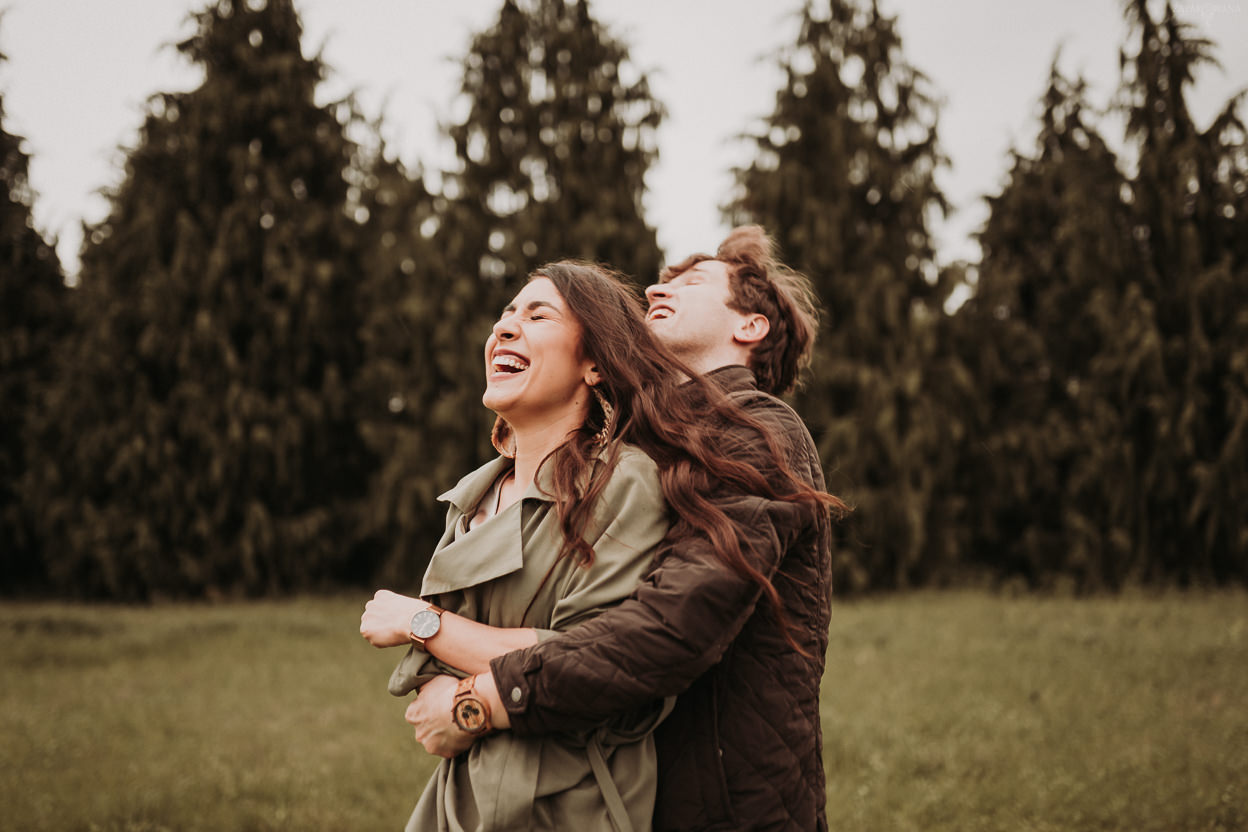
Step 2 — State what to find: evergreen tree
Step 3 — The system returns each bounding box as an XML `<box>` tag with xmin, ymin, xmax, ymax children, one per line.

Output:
<box><xmin>1116</xmin><ymin>0</ymin><xmax>1248</xmax><ymax>583</ymax></box>
<box><xmin>448</xmin><ymin>0</ymin><xmax>664</xmax><ymax>294</ymax></box>
<box><xmin>950</xmin><ymin>61</ymin><xmax>1146</xmax><ymax>588</ymax></box>
<box><xmin>948</xmin><ymin>0</ymin><xmax>1247</xmax><ymax>590</ymax></box>
<box><xmin>349</xmin><ymin>143</ymin><xmax>488</xmax><ymax>587</ymax></box>
<box><xmin>0</xmin><ymin>39</ymin><xmax>67</xmax><ymax>592</ymax></box>
<box><xmin>725</xmin><ymin>0</ymin><xmax>952</xmax><ymax>590</ymax></box>
<box><xmin>24</xmin><ymin>0</ymin><xmax>375</xmax><ymax>598</ymax></box>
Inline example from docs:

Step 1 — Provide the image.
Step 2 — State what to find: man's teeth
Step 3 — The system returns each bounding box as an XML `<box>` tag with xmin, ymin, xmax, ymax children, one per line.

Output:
<box><xmin>650</xmin><ymin>308</ymin><xmax>672</xmax><ymax>320</ymax></box>
<box><xmin>494</xmin><ymin>355</ymin><xmax>529</xmax><ymax>372</ymax></box>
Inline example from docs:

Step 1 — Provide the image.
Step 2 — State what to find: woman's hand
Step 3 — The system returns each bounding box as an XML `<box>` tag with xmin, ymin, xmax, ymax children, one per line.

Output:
<box><xmin>360</xmin><ymin>589</ymin><xmax>425</xmax><ymax>647</ymax></box>
<box><xmin>406</xmin><ymin>675</ymin><xmax>477</xmax><ymax>759</ymax></box>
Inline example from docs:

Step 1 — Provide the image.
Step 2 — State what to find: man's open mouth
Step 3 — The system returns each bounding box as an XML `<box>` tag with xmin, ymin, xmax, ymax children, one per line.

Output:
<box><xmin>648</xmin><ymin>305</ymin><xmax>674</xmax><ymax>321</ymax></box>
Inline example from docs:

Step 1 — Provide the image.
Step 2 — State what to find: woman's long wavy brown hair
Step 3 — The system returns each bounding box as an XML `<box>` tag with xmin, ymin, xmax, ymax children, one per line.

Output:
<box><xmin>492</xmin><ymin>262</ymin><xmax>846</xmax><ymax>654</ymax></box>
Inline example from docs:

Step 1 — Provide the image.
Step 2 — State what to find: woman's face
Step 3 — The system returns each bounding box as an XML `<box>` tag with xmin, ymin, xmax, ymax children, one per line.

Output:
<box><xmin>482</xmin><ymin>277</ymin><xmax>597</xmax><ymax>422</ymax></box>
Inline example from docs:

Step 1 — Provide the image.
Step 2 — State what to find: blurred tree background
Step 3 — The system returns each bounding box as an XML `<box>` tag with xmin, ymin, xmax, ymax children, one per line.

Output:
<box><xmin>729</xmin><ymin>0</ymin><xmax>1247</xmax><ymax>591</ymax></box>
<box><xmin>19</xmin><ymin>0</ymin><xmax>380</xmax><ymax>599</ymax></box>
<box><xmin>1</xmin><ymin>0</ymin><xmax>1244</xmax><ymax>599</ymax></box>
<box><xmin>939</xmin><ymin>0</ymin><xmax>1248</xmax><ymax>591</ymax></box>
<box><xmin>1</xmin><ymin>41</ymin><xmax>69</xmax><ymax>593</ymax></box>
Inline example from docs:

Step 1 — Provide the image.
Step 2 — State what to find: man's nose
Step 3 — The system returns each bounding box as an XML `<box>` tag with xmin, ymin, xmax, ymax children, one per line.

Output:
<box><xmin>645</xmin><ymin>283</ymin><xmax>669</xmax><ymax>304</ymax></box>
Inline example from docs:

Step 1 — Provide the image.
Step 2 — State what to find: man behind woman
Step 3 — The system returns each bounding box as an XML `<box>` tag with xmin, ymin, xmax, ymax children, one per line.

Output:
<box><xmin>362</xmin><ymin>227</ymin><xmax>845</xmax><ymax>831</ymax></box>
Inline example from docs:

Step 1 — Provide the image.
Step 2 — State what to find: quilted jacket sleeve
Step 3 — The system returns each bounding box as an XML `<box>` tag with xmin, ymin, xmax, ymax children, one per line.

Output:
<box><xmin>491</xmin><ymin>489</ymin><xmax>812</xmax><ymax>735</ymax></box>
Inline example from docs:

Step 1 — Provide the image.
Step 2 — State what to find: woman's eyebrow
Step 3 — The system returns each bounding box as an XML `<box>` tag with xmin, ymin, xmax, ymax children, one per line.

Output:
<box><xmin>500</xmin><ymin>300</ymin><xmax>560</xmax><ymax>315</ymax></box>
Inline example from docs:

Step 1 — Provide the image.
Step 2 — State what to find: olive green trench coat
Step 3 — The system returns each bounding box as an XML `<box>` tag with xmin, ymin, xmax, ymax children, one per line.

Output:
<box><xmin>390</xmin><ymin>444</ymin><xmax>670</xmax><ymax>832</ymax></box>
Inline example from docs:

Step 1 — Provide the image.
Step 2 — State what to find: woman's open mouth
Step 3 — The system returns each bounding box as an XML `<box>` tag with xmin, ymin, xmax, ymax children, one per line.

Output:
<box><xmin>492</xmin><ymin>354</ymin><xmax>530</xmax><ymax>374</ymax></box>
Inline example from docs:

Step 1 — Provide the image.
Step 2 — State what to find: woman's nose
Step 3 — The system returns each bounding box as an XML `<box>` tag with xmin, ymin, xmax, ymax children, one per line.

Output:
<box><xmin>645</xmin><ymin>283</ymin><xmax>669</xmax><ymax>302</ymax></box>
<box><xmin>492</xmin><ymin>316</ymin><xmax>518</xmax><ymax>340</ymax></box>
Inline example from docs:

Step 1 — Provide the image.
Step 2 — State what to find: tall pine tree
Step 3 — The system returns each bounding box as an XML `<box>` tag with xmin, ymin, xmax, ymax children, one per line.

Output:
<box><xmin>726</xmin><ymin>0</ymin><xmax>951</xmax><ymax>590</ymax></box>
<box><xmin>0</xmin><ymin>37</ymin><xmax>67</xmax><ymax>592</ymax></box>
<box><xmin>947</xmin><ymin>0</ymin><xmax>1247</xmax><ymax>589</ymax></box>
<box><xmin>950</xmin><ymin>61</ymin><xmax>1146</xmax><ymax>588</ymax></box>
<box><xmin>1116</xmin><ymin>0</ymin><xmax>1248</xmax><ymax>583</ymax></box>
<box><xmin>348</xmin><ymin>142</ymin><xmax>485</xmax><ymax>587</ymax></box>
<box><xmin>24</xmin><ymin>0</ymin><xmax>375</xmax><ymax>598</ymax></box>
<box><xmin>447</xmin><ymin>0</ymin><xmax>664</xmax><ymax>291</ymax></box>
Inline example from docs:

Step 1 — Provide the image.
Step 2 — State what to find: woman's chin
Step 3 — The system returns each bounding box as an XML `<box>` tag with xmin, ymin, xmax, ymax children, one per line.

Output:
<box><xmin>482</xmin><ymin>389</ymin><xmax>521</xmax><ymax>417</ymax></box>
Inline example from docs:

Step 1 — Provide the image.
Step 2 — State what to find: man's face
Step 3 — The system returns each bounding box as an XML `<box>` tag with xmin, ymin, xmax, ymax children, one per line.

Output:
<box><xmin>644</xmin><ymin>260</ymin><xmax>747</xmax><ymax>362</ymax></box>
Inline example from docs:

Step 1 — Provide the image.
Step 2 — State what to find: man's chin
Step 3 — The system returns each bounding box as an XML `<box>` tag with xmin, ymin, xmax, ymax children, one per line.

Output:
<box><xmin>645</xmin><ymin>317</ymin><xmax>675</xmax><ymax>336</ymax></box>
<box><xmin>652</xmin><ymin>321</ymin><xmax>690</xmax><ymax>337</ymax></box>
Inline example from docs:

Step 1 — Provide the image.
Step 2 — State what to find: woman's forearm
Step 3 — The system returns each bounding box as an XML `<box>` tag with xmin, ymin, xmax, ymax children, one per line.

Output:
<box><xmin>362</xmin><ymin>589</ymin><xmax>537</xmax><ymax>674</ymax></box>
<box><xmin>425</xmin><ymin>611</ymin><xmax>538</xmax><ymax>674</ymax></box>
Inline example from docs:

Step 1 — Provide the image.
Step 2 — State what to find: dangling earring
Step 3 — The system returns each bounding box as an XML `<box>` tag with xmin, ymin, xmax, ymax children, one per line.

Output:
<box><xmin>591</xmin><ymin>386</ymin><xmax>615</xmax><ymax>447</ymax></box>
<box><xmin>491</xmin><ymin>416</ymin><xmax>516</xmax><ymax>459</ymax></box>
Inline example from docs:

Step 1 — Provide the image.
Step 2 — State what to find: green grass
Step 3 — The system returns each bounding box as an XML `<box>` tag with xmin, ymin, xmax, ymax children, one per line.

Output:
<box><xmin>1</xmin><ymin>592</ymin><xmax>1245</xmax><ymax>831</ymax></box>
<box><xmin>0</xmin><ymin>598</ymin><xmax>434</xmax><ymax>831</ymax></box>
<box><xmin>822</xmin><ymin>592</ymin><xmax>1248</xmax><ymax>832</ymax></box>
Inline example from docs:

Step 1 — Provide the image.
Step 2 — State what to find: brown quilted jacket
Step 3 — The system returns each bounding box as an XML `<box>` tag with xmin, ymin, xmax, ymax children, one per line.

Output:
<box><xmin>491</xmin><ymin>366</ymin><xmax>833</xmax><ymax>831</ymax></box>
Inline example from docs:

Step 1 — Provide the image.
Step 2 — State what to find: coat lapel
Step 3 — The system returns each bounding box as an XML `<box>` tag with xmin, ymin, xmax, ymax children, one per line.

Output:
<box><xmin>420</xmin><ymin>456</ymin><xmax>554</xmax><ymax>596</ymax></box>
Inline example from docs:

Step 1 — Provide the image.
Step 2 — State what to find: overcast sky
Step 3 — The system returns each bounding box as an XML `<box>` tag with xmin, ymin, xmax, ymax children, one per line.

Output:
<box><xmin>3</xmin><ymin>0</ymin><xmax>1246</xmax><ymax>277</ymax></box>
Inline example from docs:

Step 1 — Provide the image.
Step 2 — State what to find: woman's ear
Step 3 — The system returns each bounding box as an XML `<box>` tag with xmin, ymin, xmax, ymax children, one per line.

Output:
<box><xmin>584</xmin><ymin>365</ymin><xmax>602</xmax><ymax>387</ymax></box>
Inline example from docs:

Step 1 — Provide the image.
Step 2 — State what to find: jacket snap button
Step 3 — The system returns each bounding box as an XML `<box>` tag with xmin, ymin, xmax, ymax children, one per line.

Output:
<box><xmin>510</xmin><ymin>687</ymin><xmax>523</xmax><ymax>703</ymax></box>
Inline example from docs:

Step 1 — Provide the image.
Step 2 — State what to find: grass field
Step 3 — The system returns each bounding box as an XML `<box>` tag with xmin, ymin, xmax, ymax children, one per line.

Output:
<box><xmin>1</xmin><ymin>592</ymin><xmax>1244</xmax><ymax>831</ymax></box>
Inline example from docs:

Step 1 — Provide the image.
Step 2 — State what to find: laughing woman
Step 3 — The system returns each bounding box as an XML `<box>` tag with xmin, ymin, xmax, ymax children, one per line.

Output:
<box><xmin>361</xmin><ymin>262</ymin><xmax>827</xmax><ymax>832</ymax></box>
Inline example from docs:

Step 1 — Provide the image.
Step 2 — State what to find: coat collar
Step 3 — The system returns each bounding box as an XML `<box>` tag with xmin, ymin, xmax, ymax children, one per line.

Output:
<box><xmin>421</xmin><ymin>456</ymin><xmax>541</xmax><ymax>597</ymax></box>
<box><xmin>435</xmin><ymin>450</ymin><xmax>570</xmax><ymax>515</ymax></box>
<box><xmin>702</xmin><ymin>364</ymin><xmax>760</xmax><ymax>395</ymax></box>
<box><xmin>422</xmin><ymin>445</ymin><xmax>610</xmax><ymax>597</ymax></box>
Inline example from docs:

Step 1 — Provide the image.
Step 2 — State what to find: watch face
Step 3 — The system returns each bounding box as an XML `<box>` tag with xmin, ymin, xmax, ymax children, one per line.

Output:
<box><xmin>410</xmin><ymin>609</ymin><xmax>440</xmax><ymax>640</ymax></box>
<box><xmin>453</xmin><ymin>698</ymin><xmax>490</xmax><ymax>734</ymax></box>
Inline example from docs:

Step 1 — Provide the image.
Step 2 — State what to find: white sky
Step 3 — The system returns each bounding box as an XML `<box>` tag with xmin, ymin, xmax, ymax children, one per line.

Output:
<box><xmin>2</xmin><ymin>0</ymin><xmax>1246</xmax><ymax>278</ymax></box>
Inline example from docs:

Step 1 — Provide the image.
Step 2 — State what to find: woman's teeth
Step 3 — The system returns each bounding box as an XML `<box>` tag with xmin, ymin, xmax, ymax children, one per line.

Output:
<box><xmin>494</xmin><ymin>355</ymin><xmax>529</xmax><ymax>373</ymax></box>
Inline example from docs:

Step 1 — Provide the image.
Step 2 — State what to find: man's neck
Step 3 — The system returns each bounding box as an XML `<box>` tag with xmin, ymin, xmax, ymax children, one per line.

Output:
<box><xmin>702</xmin><ymin>363</ymin><xmax>750</xmax><ymax>377</ymax></box>
<box><xmin>680</xmin><ymin>346</ymin><xmax>752</xmax><ymax>379</ymax></box>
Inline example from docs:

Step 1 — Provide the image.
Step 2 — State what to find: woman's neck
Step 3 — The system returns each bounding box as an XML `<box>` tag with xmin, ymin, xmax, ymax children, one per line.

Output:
<box><xmin>506</xmin><ymin>406</ymin><xmax>587</xmax><ymax>498</ymax></box>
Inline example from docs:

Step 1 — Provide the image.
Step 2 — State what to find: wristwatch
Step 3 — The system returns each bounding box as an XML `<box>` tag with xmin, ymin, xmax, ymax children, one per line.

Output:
<box><xmin>451</xmin><ymin>675</ymin><xmax>493</xmax><ymax>735</ymax></box>
<box><xmin>408</xmin><ymin>603</ymin><xmax>445</xmax><ymax>650</ymax></box>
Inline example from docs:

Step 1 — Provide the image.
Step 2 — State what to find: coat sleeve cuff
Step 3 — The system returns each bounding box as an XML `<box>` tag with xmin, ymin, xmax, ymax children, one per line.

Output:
<box><xmin>490</xmin><ymin>649</ymin><xmax>540</xmax><ymax>735</ymax></box>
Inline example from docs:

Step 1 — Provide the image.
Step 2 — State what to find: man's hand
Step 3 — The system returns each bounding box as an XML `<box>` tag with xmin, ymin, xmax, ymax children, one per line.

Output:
<box><xmin>406</xmin><ymin>674</ymin><xmax>477</xmax><ymax>758</ymax></box>
<box><xmin>360</xmin><ymin>589</ymin><xmax>425</xmax><ymax>648</ymax></box>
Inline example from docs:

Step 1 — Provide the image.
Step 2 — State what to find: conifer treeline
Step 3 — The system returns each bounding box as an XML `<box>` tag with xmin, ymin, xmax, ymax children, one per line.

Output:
<box><xmin>731</xmin><ymin>0</ymin><xmax>1247</xmax><ymax>591</ymax></box>
<box><xmin>1</xmin><ymin>0</ymin><xmax>1243</xmax><ymax>599</ymax></box>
